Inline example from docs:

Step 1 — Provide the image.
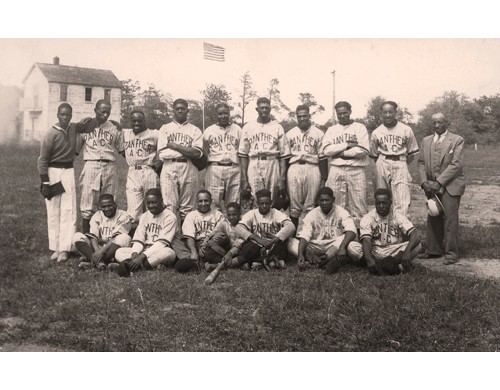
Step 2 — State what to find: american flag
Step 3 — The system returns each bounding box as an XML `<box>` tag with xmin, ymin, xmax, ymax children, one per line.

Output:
<box><xmin>203</xmin><ymin>42</ymin><xmax>225</xmax><ymax>62</ymax></box>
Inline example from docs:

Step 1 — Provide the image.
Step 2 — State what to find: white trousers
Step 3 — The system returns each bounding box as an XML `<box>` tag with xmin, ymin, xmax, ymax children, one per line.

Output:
<box><xmin>45</xmin><ymin>167</ymin><xmax>77</xmax><ymax>252</ymax></box>
<box><xmin>287</xmin><ymin>236</ymin><xmax>363</xmax><ymax>260</ymax></box>
<box><xmin>115</xmin><ymin>246</ymin><xmax>176</xmax><ymax>268</ymax></box>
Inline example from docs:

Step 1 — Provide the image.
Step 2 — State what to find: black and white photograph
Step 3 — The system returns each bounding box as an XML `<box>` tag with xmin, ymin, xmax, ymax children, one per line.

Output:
<box><xmin>0</xmin><ymin>1</ymin><xmax>499</xmax><ymax>388</ymax></box>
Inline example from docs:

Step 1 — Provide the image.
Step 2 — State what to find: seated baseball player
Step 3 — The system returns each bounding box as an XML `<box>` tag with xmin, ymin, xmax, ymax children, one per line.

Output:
<box><xmin>354</xmin><ymin>188</ymin><xmax>421</xmax><ymax>275</ymax></box>
<box><xmin>175</xmin><ymin>190</ymin><xmax>224</xmax><ymax>273</ymax></box>
<box><xmin>288</xmin><ymin>186</ymin><xmax>363</xmax><ymax>274</ymax></box>
<box><xmin>72</xmin><ymin>194</ymin><xmax>133</xmax><ymax>270</ymax></box>
<box><xmin>200</xmin><ymin>202</ymin><xmax>245</xmax><ymax>271</ymax></box>
<box><xmin>113</xmin><ymin>188</ymin><xmax>189</xmax><ymax>277</ymax></box>
<box><xmin>233</xmin><ymin>189</ymin><xmax>295</xmax><ymax>270</ymax></box>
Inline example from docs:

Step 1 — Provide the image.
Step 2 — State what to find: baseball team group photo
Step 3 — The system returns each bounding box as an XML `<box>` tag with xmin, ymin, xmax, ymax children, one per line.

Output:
<box><xmin>1</xmin><ymin>39</ymin><xmax>500</xmax><ymax>353</ymax></box>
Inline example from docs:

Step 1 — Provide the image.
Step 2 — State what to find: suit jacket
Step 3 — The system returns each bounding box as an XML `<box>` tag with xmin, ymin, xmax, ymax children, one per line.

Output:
<box><xmin>418</xmin><ymin>132</ymin><xmax>465</xmax><ymax>196</ymax></box>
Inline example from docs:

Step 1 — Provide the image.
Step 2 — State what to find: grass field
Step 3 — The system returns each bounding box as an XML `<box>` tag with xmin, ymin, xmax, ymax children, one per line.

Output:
<box><xmin>1</xmin><ymin>144</ymin><xmax>499</xmax><ymax>351</ymax></box>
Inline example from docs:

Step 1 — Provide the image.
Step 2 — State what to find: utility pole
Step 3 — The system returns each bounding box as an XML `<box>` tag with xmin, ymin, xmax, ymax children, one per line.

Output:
<box><xmin>331</xmin><ymin>70</ymin><xmax>336</xmax><ymax>125</ymax></box>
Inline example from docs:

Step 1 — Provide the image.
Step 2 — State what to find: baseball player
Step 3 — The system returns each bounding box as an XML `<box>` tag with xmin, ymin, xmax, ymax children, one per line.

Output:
<box><xmin>113</xmin><ymin>188</ymin><xmax>189</xmax><ymax>276</ymax></box>
<box><xmin>288</xmin><ymin>186</ymin><xmax>362</xmax><ymax>274</ymax></box>
<box><xmin>238</xmin><ymin>97</ymin><xmax>291</xmax><ymax>203</ymax></box>
<box><xmin>121</xmin><ymin>109</ymin><xmax>160</xmax><ymax>229</ymax></box>
<box><xmin>234</xmin><ymin>189</ymin><xmax>295</xmax><ymax>270</ymax></box>
<box><xmin>285</xmin><ymin>104</ymin><xmax>328</xmax><ymax>229</ymax></box>
<box><xmin>203</xmin><ymin>103</ymin><xmax>242</xmax><ymax>211</ymax></box>
<box><xmin>158</xmin><ymin>98</ymin><xmax>203</xmax><ymax>223</ymax></box>
<box><xmin>354</xmin><ymin>188</ymin><xmax>421</xmax><ymax>275</ymax></box>
<box><xmin>369</xmin><ymin>101</ymin><xmax>419</xmax><ymax>217</ymax></box>
<box><xmin>322</xmin><ymin>101</ymin><xmax>370</xmax><ymax>227</ymax></box>
<box><xmin>77</xmin><ymin>99</ymin><xmax>125</xmax><ymax>233</ymax></box>
<box><xmin>180</xmin><ymin>190</ymin><xmax>224</xmax><ymax>268</ymax></box>
<box><xmin>72</xmin><ymin>194</ymin><xmax>133</xmax><ymax>270</ymax></box>
<box><xmin>38</xmin><ymin>103</ymin><xmax>78</xmax><ymax>263</ymax></box>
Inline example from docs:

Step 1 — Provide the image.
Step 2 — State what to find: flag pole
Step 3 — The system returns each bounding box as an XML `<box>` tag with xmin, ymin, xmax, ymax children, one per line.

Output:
<box><xmin>331</xmin><ymin>70</ymin><xmax>336</xmax><ymax>125</ymax></box>
<box><xmin>202</xmin><ymin>94</ymin><xmax>206</xmax><ymax>131</ymax></box>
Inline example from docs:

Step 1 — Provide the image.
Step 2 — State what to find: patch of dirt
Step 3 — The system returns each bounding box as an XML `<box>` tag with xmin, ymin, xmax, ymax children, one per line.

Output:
<box><xmin>0</xmin><ymin>344</ymin><xmax>74</xmax><ymax>352</ymax></box>
<box><xmin>409</xmin><ymin>184</ymin><xmax>500</xmax><ymax>227</ymax></box>
<box><xmin>415</xmin><ymin>257</ymin><xmax>500</xmax><ymax>280</ymax></box>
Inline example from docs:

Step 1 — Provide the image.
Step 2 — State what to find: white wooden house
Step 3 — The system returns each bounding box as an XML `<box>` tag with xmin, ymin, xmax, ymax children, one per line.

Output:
<box><xmin>20</xmin><ymin>57</ymin><xmax>122</xmax><ymax>141</ymax></box>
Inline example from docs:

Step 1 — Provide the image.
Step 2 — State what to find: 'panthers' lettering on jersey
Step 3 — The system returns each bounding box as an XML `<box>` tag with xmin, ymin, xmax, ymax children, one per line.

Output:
<box><xmin>182</xmin><ymin>209</ymin><xmax>224</xmax><ymax>242</ymax></box>
<box><xmin>370</xmin><ymin>122</ymin><xmax>419</xmax><ymax>157</ymax></box>
<box><xmin>80</xmin><ymin>121</ymin><xmax>124</xmax><ymax>161</ymax></box>
<box><xmin>359</xmin><ymin>209</ymin><xmax>415</xmax><ymax>246</ymax></box>
<box><xmin>88</xmin><ymin>209</ymin><xmax>133</xmax><ymax>243</ymax></box>
<box><xmin>203</xmin><ymin>123</ymin><xmax>241</xmax><ymax>164</ymax></box>
<box><xmin>298</xmin><ymin>205</ymin><xmax>356</xmax><ymax>243</ymax></box>
<box><xmin>238</xmin><ymin>120</ymin><xmax>291</xmax><ymax>159</ymax></box>
<box><xmin>123</xmin><ymin>128</ymin><xmax>159</xmax><ymax>166</ymax></box>
<box><xmin>286</xmin><ymin>126</ymin><xmax>325</xmax><ymax>165</ymax></box>
<box><xmin>132</xmin><ymin>208</ymin><xmax>178</xmax><ymax>247</ymax></box>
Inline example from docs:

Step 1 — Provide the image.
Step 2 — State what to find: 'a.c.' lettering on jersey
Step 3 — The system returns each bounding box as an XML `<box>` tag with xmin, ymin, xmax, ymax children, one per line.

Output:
<box><xmin>124</xmin><ymin>139</ymin><xmax>154</xmax><ymax>157</ymax></box>
<box><xmin>82</xmin><ymin>128</ymin><xmax>114</xmax><ymax>147</ymax></box>
<box><xmin>249</xmin><ymin>133</ymin><xmax>277</xmax><ymax>151</ymax></box>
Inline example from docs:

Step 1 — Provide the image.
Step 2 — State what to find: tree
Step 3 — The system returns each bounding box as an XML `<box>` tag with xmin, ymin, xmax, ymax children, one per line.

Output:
<box><xmin>138</xmin><ymin>84</ymin><xmax>170</xmax><ymax>129</ymax></box>
<box><xmin>187</xmin><ymin>99</ymin><xmax>204</xmax><ymax>130</ymax></box>
<box><xmin>416</xmin><ymin>91</ymin><xmax>499</xmax><ymax>144</ymax></box>
<box><xmin>235</xmin><ymin>71</ymin><xmax>257</xmax><ymax>126</ymax></box>
<box><xmin>120</xmin><ymin>79</ymin><xmax>141</xmax><ymax>127</ymax></box>
<box><xmin>362</xmin><ymin>96</ymin><xmax>413</xmax><ymax>133</ymax></box>
<box><xmin>267</xmin><ymin>78</ymin><xmax>290</xmax><ymax>121</ymax></box>
<box><xmin>297</xmin><ymin>92</ymin><xmax>325</xmax><ymax>118</ymax></box>
<box><xmin>200</xmin><ymin>83</ymin><xmax>232</xmax><ymax>129</ymax></box>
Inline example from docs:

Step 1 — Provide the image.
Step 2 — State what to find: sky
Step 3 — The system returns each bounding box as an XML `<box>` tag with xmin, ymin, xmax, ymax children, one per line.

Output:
<box><xmin>2</xmin><ymin>38</ymin><xmax>500</xmax><ymax>125</ymax></box>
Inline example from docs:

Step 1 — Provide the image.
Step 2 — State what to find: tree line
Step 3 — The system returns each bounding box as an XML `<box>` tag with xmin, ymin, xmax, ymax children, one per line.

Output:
<box><xmin>121</xmin><ymin>73</ymin><xmax>500</xmax><ymax>145</ymax></box>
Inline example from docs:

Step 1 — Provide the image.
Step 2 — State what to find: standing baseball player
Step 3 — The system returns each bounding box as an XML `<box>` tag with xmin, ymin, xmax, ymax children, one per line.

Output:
<box><xmin>180</xmin><ymin>190</ymin><xmax>224</xmax><ymax>269</ymax></box>
<box><xmin>369</xmin><ymin>101</ymin><xmax>419</xmax><ymax>217</ymax></box>
<box><xmin>417</xmin><ymin>112</ymin><xmax>465</xmax><ymax>264</ymax></box>
<box><xmin>72</xmin><ymin>194</ymin><xmax>133</xmax><ymax>270</ymax></box>
<box><xmin>158</xmin><ymin>98</ymin><xmax>203</xmax><ymax>223</ymax></box>
<box><xmin>122</xmin><ymin>109</ymin><xmax>160</xmax><ymax>230</ymax></box>
<box><xmin>288</xmin><ymin>187</ymin><xmax>362</xmax><ymax>274</ymax></box>
<box><xmin>354</xmin><ymin>188</ymin><xmax>421</xmax><ymax>275</ymax></box>
<box><xmin>113</xmin><ymin>188</ymin><xmax>188</xmax><ymax>276</ymax></box>
<box><xmin>234</xmin><ymin>189</ymin><xmax>295</xmax><ymax>270</ymax></box>
<box><xmin>322</xmin><ymin>101</ymin><xmax>370</xmax><ymax>227</ymax></box>
<box><xmin>285</xmin><ymin>104</ymin><xmax>328</xmax><ymax>229</ymax></box>
<box><xmin>238</xmin><ymin>97</ymin><xmax>291</xmax><ymax>202</ymax></box>
<box><xmin>203</xmin><ymin>103</ymin><xmax>242</xmax><ymax>211</ymax></box>
<box><xmin>38</xmin><ymin>103</ymin><xmax>78</xmax><ymax>263</ymax></box>
<box><xmin>78</xmin><ymin>99</ymin><xmax>124</xmax><ymax>233</ymax></box>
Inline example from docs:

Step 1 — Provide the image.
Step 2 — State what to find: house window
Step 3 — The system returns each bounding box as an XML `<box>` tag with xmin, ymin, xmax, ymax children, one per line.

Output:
<box><xmin>60</xmin><ymin>85</ymin><xmax>68</xmax><ymax>101</ymax></box>
<box><xmin>104</xmin><ymin>89</ymin><xmax>111</xmax><ymax>102</ymax></box>
<box><xmin>85</xmin><ymin>87</ymin><xmax>92</xmax><ymax>102</ymax></box>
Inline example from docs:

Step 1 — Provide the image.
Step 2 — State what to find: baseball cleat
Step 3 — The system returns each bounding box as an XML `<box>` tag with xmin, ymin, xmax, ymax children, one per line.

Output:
<box><xmin>50</xmin><ymin>251</ymin><xmax>60</xmax><ymax>261</ymax></box>
<box><xmin>56</xmin><ymin>251</ymin><xmax>69</xmax><ymax>263</ymax></box>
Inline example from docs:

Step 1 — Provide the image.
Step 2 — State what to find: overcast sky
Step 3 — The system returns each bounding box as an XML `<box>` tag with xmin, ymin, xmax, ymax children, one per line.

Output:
<box><xmin>2</xmin><ymin>38</ymin><xmax>500</xmax><ymax>124</ymax></box>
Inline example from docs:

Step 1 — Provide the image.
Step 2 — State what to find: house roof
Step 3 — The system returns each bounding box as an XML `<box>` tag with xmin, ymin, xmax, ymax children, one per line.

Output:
<box><xmin>24</xmin><ymin>63</ymin><xmax>122</xmax><ymax>89</ymax></box>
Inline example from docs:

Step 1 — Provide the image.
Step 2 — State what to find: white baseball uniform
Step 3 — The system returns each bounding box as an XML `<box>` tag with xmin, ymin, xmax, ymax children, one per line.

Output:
<box><xmin>158</xmin><ymin>121</ymin><xmax>203</xmax><ymax>220</ymax></box>
<box><xmin>202</xmin><ymin>218</ymin><xmax>245</xmax><ymax>252</ymax></box>
<box><xmin>322</xmin><ymin>121</ymin><xmax>369</xmax><ymax>226</ymax></box>
<box><xmin>238</xmin><ymin>120</ymin><xmax>291</xmax><ymax>198</ymax></box>
<box><xmin>115</xmin><ymin>208</ymin><xmax>180</xmax><ymax>267</ymax></box>
<box><xmin>286</xmin><ymin>125</ymin><xmax>326</xmax><ymax>219</ymax></box>
<box><xmin>123</xmin><ymin>128</ymin><xmax>160</xmax><ymax>222</ymax></box>
<box><xmin>370</xmin><ymin>121</ymin><xmax>419</xmax><ymax>217</ymax></box>
<box><xmin>38</xmin><ymin>124</ymin><xmax>78</xmax><ymax>253</ymax></box>
<box><xmin>203</xmin><ymin>123</ymin><xmax>242</xmax><ymax>211</ymax></box>
<box><xmin>235</xmin><ymin>208</ymin><xmax>295</xmax><ymax>242</ymax></box>
<box><xmin>181</xmin><ymin>209</ymin><xmax>224</xmax><ymax>245</ymax></box>
<box><xmin>356</xmin><ymin>208</ymin><xmax>418</xmax><ymax>260</ymax></box>
<box><xmin>78</xmin><ymin>121</ymin><xmax>124</xmax><ymax>219</ymax></box>
<box><xmin>72</xmin><ymin>209</ymin><xmax>133</xmax><ymax>249</ymax></box>
<box><xmin>287</xmin><ymin>205</ymin><xmax>362</xmax><ymax>259</ymax></box>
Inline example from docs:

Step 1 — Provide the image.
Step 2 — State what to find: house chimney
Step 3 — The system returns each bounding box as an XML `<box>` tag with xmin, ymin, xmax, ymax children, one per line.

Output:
<box><xmin>53</xmin><ymin>56</ymin><xmax>60</xmax><ymax>65</ymax></box>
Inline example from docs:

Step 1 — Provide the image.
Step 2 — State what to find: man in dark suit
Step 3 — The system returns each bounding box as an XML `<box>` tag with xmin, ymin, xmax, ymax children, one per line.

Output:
<box><xmin>418</xmin><ymin>112</ymin><xmax>465</xmax><ymax>264</ymax></box>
